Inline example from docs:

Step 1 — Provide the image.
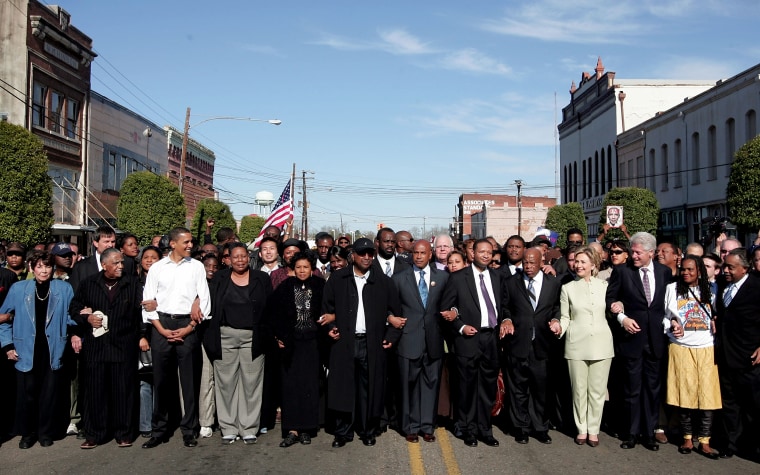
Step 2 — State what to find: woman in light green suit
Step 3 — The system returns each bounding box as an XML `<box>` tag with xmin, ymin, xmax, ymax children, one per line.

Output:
<box><xmin>550</xmin><ymin>247</ymin><xmax>614</xmax><ymax>447</ymax></box>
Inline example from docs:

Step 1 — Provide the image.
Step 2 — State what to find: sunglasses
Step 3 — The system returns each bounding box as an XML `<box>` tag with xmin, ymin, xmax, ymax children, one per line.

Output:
<box><xmin>567</xmin><ymin>241</ymin><xmax>583</xmax><ymax>245</ymax></box>
<box><xmin>354</xmin><ymin>250</ymin><xmax>375</xmax><ymax>257</ymax></box>
<box><xmin>222</xmin><ymin>254</ymin><xmax>231</xmax><ymax>259</ymax></box>
<box><xmin>610</xmin><ymin>250</ymin><xmax>627</xmax><ymax>255</ymax></box>
<box><xmin>6</xmin><ymin>251</ymin><xmax>24</xmax><ymax>257</ymax></box>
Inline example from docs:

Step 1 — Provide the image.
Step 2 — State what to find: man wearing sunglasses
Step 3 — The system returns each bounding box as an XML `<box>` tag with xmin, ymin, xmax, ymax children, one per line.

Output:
<box><xmin>322</xmin><ymin>238</ymin><xmax>401</xmax><ymax>448</ymax></box>
<box><xmin>4</xmin><ymin>242</ymin><xmax>28</xmax><ymax>281</ymax></box>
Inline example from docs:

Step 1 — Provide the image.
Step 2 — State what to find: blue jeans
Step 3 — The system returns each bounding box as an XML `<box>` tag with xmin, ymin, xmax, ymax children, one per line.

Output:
<box><xmin>140</xmin><ymin>380</ymin><xmax>153</xmax><ymax>432</ymax></box>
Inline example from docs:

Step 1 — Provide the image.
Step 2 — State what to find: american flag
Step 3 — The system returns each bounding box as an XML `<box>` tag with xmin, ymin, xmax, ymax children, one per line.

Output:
<box><xmin>253</xmin><ymin>180</ymin><xmax>293</xmax><ymax>247</ymax></box>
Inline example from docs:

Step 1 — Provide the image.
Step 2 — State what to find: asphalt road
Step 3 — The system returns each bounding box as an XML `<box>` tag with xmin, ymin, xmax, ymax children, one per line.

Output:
<box><xmin>1</xmin><ymin>426</ymin><xmax>758</xmax><ymax>474</ymax></box>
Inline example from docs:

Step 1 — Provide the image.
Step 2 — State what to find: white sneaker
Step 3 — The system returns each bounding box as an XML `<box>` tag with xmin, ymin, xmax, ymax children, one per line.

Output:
<box><xmin>67</xmin><ymin>423</ymin><xmax>78</xmax><ymax>436</ymax></box>
<box><xmin>199</xmin><ymin>426</ymin><xmax>213</xmax><ymax>438</ymax></box>
<box><xmin>259</xmin><ymin>427</ymin><xmax>267</xmax><ymax>434</ymax></box>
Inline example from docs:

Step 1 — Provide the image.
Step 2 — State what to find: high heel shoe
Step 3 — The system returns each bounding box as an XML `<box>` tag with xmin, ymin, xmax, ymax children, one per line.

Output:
<box><xmin>574</xmin><ymin>436</ymin><xmax>587</xmax><ymax>445</ymax></box>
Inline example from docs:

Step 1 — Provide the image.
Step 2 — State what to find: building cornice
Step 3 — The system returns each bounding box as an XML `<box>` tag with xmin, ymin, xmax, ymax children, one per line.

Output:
<box><xmin>30</xmin><ymin>15</ymin><xmax>97</xmax><ymax>67</ymax></box>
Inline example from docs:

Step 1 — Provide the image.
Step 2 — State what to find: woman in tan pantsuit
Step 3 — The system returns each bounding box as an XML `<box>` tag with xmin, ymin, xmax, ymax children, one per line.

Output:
<box><xmin>550</xmin><ymin>247</ymin><xmax>614</xmax><ymax>447</ymax></box>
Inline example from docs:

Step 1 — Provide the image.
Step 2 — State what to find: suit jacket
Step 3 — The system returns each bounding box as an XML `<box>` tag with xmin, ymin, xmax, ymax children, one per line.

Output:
<box><xmin>69</xmin><ymin>272</ymin><xmax>143</xmax><ymax>363</ymax></box>
<box><xmin>322</xmin><ymin>266</ymin><xmax>401</xmax><ymax>414</ymax></box>
<box><xmin>500</xmin><ymin>272</ymin><xmax>561</xmax><ymax>360</ymax></box>
<box><xmin>0</xmin><ymin>279</ymin><xmax>75</xmax><ymax>372</ymax></box>
<box><xmin>440</xmin><ymin>266</ymin><xmax>502</xmax><ymax>358</ymax></box>
<box><xmin>371</xmin><ymin>256</ymin><xmax>409</xmax><ymax>278</ymax></box>
<box><xmin>392</xmin><ymin>265</ymin><xmax>448</xmax><ymax>361</ymax></box>
<box><xmin>605</xmin><ymin>261</ymin><xmax>670</xmax><ymax>358</ymax></box>
<box><xmin>266</xmin><ymin>275</ymin><xmax>325</xmax><ymax>362</ymax></box>
<box><xmin>559</xmin><ymin>277</ymin><xmax>614</xmax><ymax>361</ymax></box>
<box><xmin>203</xmin><ymin>268</ymin><xmax>273</xmax><ymax>361</ymax></box>
<box><xmin>0</xmin><ymin>267</ymin><xmax>15</xmax><ymax>306</ymax></box>
<box><xmin>716</xmin><ymin>273</ymin><xmax>760</xmax><ymax>369</ymax></box>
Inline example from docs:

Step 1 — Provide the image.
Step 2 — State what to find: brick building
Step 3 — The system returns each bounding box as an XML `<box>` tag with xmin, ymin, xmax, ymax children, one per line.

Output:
<box><xmin>470</xmin><ymin>195</ymin><xmax>556</xmax><ymax>245</ymax></box>
<box><xmin>165</xmin><ymin>126</ymin><xmax>216</xmax><ymax>221</ymax></box>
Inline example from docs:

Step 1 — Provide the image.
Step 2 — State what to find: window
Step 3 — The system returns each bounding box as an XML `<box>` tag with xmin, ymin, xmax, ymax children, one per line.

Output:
<box><xmin>107</xmin><ymin>152</ymin><xmax>117</xmax><ymax>190</ymax></box>
<box><xmin>32</xmin><ymin>83</ymin><xmax>47</xmax><ymax>127</ymax></box>
<box><xmin>707</xmin><ymin>125</ymin><xmax>717</xmax><ymax>181</ymax></box>
<box><xmin>648</xmin><ymin>149</ymin><xmax>655</xmax><ymax>190</ymax></box>
<box><xmin>104</xmin><ymin>150</ymin><xmax>154</xmax><ymax>192</ymax></box>
<box><xmin>572</xmin><ymin>162</ymin><xmax>577</xmax><ymax>202</ymax></box>
<box><xmin>607</xmin><ymin>145</ymin><xmax>613</xmax><ymax>189</ymax></box>
<box><xmin>49</xmin><ymin>166</ymin><xmax>80</xmax><ymax>224</ymax></box>
<box><xmin>582</xmin><ymin>160</ymin><xmax>587</xmax><ymax>199</ymax></box>
<box><xmin>725</xmin><ymin>118</ymin><xmax>736</xmax><ymax>176</ymax></box>
<box><xmin>600</xmin><ymin>148</ymin><xmax>606</xmax><ymax>194</ymax></box>
<box><xmin>747</xmin><ymin>110</ymin><xmax>757</xmax><ymax>142</ymax></box>
<box><xmin>594</xmin><ymin>151</ymin><xmax>599</xmax><ymax>196</ymax></box>
<box><xmin>50</xmin><ymin>91</ymin><xmax>64</xmax><ymax>133</ymax></box>
<box><xmin>692</xmin><ymin>132</ymin><xmax>700</xmax><ymax>185</ymax></box>
<box><xmin>628</xmin><ymin>160</ymin><xmax>634</xmax><ymax>187</ymax></box>
<box><xmin>66</xmin><ymin>100</ymin><xmax>79</xmax><ymax>139</ymax></box>
<box><xmin>661</xmin><ymin>144</ymin><xmax>669</xmax><ymax>191</ymax></box>
<box><xmin>637</xmin><ymin>155</ymin><xmax>645</xmax><ymax>188</ymax></box>
<box><xmin>674</xmin><ymin>139</ymin><xmax>682</xmax><ymax>188</ymax></box>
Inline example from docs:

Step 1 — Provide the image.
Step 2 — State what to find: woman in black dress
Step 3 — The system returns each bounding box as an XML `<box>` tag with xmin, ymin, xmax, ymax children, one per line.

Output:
<box><xmin>268</xmin><ymin>251</ymin><xmax>325</xmax><ymax>447</ymax></box>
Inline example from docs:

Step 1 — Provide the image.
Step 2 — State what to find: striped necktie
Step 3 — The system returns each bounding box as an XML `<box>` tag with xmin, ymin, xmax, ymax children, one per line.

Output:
<box><xmin>723</xmin><ymin>283</ymin><xmax>735</xmax><ymax>307</ymax></box>
<box><xmin>418</xmin><ymin>270</ymin><xmax>428</xmax><ymax>307</ymax></box>
<box><xmin>385</xmin><ymin>261</ymin><xmax>392</xmax><ymax>277</ymax></box>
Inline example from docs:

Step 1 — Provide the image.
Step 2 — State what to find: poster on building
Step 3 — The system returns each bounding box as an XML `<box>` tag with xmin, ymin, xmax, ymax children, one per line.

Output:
<box><xmin>606</xmin><ymin>206</ymin><xmax>623</xmax><ymax>228</ymax></box>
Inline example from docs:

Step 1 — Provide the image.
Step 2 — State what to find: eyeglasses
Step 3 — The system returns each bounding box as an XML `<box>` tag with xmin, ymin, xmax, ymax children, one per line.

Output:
<box><xmin>610</xmin><ymin>250</ymin><xmax>626</xmax><ymax>255</ymax></box>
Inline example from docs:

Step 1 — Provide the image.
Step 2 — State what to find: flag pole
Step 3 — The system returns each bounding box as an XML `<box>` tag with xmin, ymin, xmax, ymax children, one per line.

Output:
<box><xmin>291</xmin><ymin>162</ymin><xmax>296</xmax><ymax>238</ymax></box>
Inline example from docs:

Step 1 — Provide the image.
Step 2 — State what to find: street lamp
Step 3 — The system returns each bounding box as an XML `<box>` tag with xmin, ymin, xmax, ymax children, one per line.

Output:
<box><xmin>143</xmin><ymin>126</ymin><xmax>152</xmax><ymax>161</ymax></box>
<box><xmin>179</xmin><ymin>107</ymin><xmax>281</xmax><ymax>193</ymax></box>
<box><xmin>515</xmin><ymin>179</ymin><xmax>523</xmax><ymax>237</ymax></box>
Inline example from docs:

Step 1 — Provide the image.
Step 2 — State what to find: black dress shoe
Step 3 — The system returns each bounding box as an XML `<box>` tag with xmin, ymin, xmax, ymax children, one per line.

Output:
<box><xmin>18</xmin><ymin>436</ymin><xmax>37</xmax><ymax>449</ymax></box>
<box><xmin>479</xmin><ymin>435</ymin><xmax>499</xmax><ymax>447</ymax></box>
<box><xmin>463</xmin><ymin>434</ymin><xmax>478</xmax><ymax>447</ymax></box>
<box><xmin>183</xmin><ymin>435</ymin><xmax>198</xmax><ymax>447</ymax></box>
<box><xmin>620</xmin><ymin>437</ymin><xmax>637</xmax><ymax>449</ymax></box>
<box><xmin>76</xmin><ymin>429</ymin><xmax>86</xmax><ymax>440</ymax></box>
<box><xmin>719</xmin><ymin>449</ymin><xmax>735</xmax><ymax>459</ymax></box>
<box><xmin>361</xmin><ymin>436</ymin><xmax>376</xmax><ymax>446</ymax></box>
<box><xmin>140</xmin><ymin>431</ymin><xmax>152</xmax><ymax>438</ymax></box>
<box><xmin>534</xmin><ymin>432</ymin><xmax>552</xmax><ymax>444</ymax></box>
<box><xmin>39</xmin><ymin>439</ymin><xmax>54</xmax><ymax>447</ymax></box>
<box><xmin>332</xmin><ymin>437</ymin><xmax>349</xmax><ymax>448</ymax></box>
<box><xmin>515</xmin><ymin>434</ymin><xmax>529</xmax><ymax>444</ymax></box>
<box><xmin>141</xmin><ymin>437</ymin><xmax>165</xmax><ymax>449</ymax></box>
<box><xmin>641</xmin><ymin>436</ymin><xmax>659</xmax><ymax>451</ymax></box>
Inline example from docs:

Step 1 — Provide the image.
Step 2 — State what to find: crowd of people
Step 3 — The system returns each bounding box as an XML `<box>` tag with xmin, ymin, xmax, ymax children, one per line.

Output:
<box><xmin>0</xmin><ymin>222</ymin><xmax>758</xmax><ymax>464</ymax></box>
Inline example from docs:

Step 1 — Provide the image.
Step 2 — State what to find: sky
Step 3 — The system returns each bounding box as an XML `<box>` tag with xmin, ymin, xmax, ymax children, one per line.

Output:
<box><xmin>61</xmin><ymin>0</ymin><xmax>759</xmax><ymax>237</ymax></box>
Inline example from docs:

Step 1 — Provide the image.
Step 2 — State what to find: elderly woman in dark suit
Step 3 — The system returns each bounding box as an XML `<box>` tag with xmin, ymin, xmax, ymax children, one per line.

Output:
<box><xmin>203</xmin><ymin>242</ymin><xmax>272</xmax><ymax>445</ymax></box>
<box><xmin>0</xmin><ymin>250</ymin><xmax>75</xmax><ymax>449</ymax></box>
<box><xmin>267</xmin><ymin>251</ymin><xmax>325</xmax><ymax>447</ymax></box>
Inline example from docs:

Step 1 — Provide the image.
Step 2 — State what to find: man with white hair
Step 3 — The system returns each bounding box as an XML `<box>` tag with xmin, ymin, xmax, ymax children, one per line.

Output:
<box><xmin>433</xmin><ymin>234</ymin><xmax>454</xmax><ymax>271</ymax></box>
<box><xmin>606</xmin><ymin>232</ymin><xmax>671</xmax><ymax>451</ymax></box>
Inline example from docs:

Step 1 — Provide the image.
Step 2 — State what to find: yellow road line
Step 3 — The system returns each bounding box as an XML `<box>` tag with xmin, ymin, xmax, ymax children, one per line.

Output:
<box><xmin>435</xmin><ymin>427</ymin><xmax>462</xmax><ymax>475</ymax></box>
<box><xmin>408</xmin><ymin>439</ymin><xmax>426</xmax><ymax>475</ymax></box>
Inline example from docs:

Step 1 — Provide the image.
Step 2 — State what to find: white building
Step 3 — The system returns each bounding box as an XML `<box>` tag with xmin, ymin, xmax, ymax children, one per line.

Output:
<box><xmin>617</xmin><ymin>63</ymin><xmax>760</xmax><ymax>248</ymax></box>
<box><xmin>558</xmin><ymin>58</ymin><xmax>715</xmax><ymax>237</ymax></box>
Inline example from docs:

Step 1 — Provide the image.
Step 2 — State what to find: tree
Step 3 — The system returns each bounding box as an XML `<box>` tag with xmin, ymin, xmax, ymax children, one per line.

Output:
<box><xmin>0</xmin><ymin>121</ymin><xmax>53</xmax><ymax>245</ymax></box>
<box><xmin>727</xmin><ymin>135</ymin><xmax>760</xmax><ymax>233</ymax></box>
<box><xmin>598</xmin><ymin>187</ymin><xmax>659</xmax><ymax>240</ymax></box>
<box><xmin>189</xmin><ymin>198</ymin><xmax>237</xmax><ymax>243</ymax></box>
<box><xmin>544</xmin><ymin>202</ymin><xmax>587</xmax><ymax>248</ymax></box>
<box><xmin>117</xmin><ymin>171</ymin><xmax>186</xmax><ymax>245</ymax></box>
<box><xmin>239</xmin><ymin>215</ymin><xmax>266</xmax><ymax>244</ymax></box>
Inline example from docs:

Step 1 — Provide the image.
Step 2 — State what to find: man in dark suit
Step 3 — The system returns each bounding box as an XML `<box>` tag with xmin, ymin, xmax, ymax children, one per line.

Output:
<box><xmin>500</xmin><ymin>247</ymin><xmax>561</xmax><ymax>444</ymax></box>
<box><xmin>69</xmin><ymin>226</ymin><xmax>118</xmax><ymax>293</ymax></box>
<box><xmin>323</xmin><ymin>238</ymin><xmax>401</xmax><ymax>448</ymax></box>
<box><xmin>715</xmin><ymin>248</ymin><xmax>760</xmax><ymax>459</ymax></box>
<box><xmin>70</xmin><ymin>248</ymin><xmax>143</xmax><ymax>448</ymax></box>
<box><xmin>371</xmin><ymin>227</ymin><xmax>409</xmax><ymax>433</ymax></box>
<box><xmin>440</xmin><ymin>239</ymin><xmax>501</xmax><ymax>447</ymax></box>
<box><xmin>501</xmin><ymin>235</ymin><xmax>525</xmax><ymax>277</ymax></box>
<box><xmin>392</xmin><ymin>240</ymin><xmax>448</xmax><ymax>443</ymax></box>
<box><xmin>606</xmin><ymin>232</ymin><xmax>671</xmax><ymax>451</ymax></box>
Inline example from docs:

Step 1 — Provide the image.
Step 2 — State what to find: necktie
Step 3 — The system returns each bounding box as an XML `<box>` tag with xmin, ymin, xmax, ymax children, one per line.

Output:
<box><xmin>385</xmin><ymin>261</ymin><xmax>392</xmax><ymax>277</ymax></box>
<box><xmin>724</xmin><ymin>283</ymin><xmax>735</xmax><ymax>307</ymax></box>
<box><xmin>479</xmin><ymin>273</ymin><xmax>497</xmax><ymax>328</ymax></box>
<box><xmin>418</xmin><ymin>270</ymin><xmax>428</xmax><ymax>307</ymax></box>
<box><xmin>641</xmin><ymin>268</ymin><xmax>652</xmax><ymax>306</ymax></box>
<box><xmin>527</xmin><ymin>278</ymin><xmax>537</xmax><ymax>340</ymax></box>
<box><xmin>527</xmin><ymin>278</ymin><xmax>537</xmax><ymax>310</ymax></box>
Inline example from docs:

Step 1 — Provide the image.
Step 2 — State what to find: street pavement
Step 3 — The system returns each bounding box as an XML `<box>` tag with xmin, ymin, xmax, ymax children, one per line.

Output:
<box><xmin>1</xmin><ymin>426</ymin><xmax>758</xmax><ymax>474</ymax></box>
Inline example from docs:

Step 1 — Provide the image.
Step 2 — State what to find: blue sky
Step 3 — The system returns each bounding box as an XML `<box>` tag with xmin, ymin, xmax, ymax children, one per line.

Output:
<box><xmin>65</xmin><ymin>0</ymin><xmax>758</xmax><ymax>236</ymax></box>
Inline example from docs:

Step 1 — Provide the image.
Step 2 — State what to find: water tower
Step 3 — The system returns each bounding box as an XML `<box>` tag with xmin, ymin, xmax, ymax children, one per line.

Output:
<box><xmin>255</xmin><ymin>190</ymin><xmax>275</xmax><ymax>215</ymax></box>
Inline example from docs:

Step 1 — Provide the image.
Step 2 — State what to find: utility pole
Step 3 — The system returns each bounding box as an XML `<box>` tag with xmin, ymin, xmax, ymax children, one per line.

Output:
<box><xmin>179</xmin><ymin>107</ymin><xmax>191</xmax><ymax>194</ymax></box>
<box><xmin>515</xmin><ymin>179</ymin><xmax>523</xmax><ymax>237</ymax></box>
<box><xmin>301</xmin><ymin>170</ymin><xmax>308</xmax><ymax>240</ymax></box>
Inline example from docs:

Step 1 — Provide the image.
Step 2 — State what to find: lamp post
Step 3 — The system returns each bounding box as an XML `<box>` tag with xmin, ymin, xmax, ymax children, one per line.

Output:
<box><xmin>179</xmin><ymin>107</ymin><xmax>281</xmax><ymax>193</ymax></box>
<box><xmin>143</xmin><ymin>126</ymin><xmax>152</xmax><ymax>162</ymax></box>
<box><xmin>515</xmin><ymin>179</ymin><xmax>523</xmax><ymax>237</ymax></box>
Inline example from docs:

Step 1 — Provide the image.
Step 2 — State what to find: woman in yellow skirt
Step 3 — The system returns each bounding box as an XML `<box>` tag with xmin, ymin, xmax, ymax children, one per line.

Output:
<box><xmin>663</xmin><ymin>255</ymin><xmax>721</xmax><ymax>459</ymax></box>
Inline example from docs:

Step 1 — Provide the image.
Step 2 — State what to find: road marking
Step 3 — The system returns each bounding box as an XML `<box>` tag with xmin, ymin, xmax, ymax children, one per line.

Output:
<box><xmin>435</xmin><ymin>427</ymin><xmax>462</xmax><ymax>475</ymax></box>
<box><xmin>408</xmin><ymin>439</ymin><xmax>425</xmax><ymax>475</ymax></box>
